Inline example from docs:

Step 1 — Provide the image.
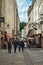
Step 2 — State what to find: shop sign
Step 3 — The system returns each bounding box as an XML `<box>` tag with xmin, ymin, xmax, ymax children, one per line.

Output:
<box><xmin>0</xmin><ymin>17</ymin><xmax>5</xmax><ymax>22</ymax></box>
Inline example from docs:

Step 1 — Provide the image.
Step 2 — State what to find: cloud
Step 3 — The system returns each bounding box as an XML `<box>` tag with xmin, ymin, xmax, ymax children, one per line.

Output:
<box><xmin>19</xmin><ymin>12</ymin><xmax>28</xmax><ymax>22</ymax></box>
<box><xmin>18</xmin><ymin>7</ymin><xmax>28</xmax><ymax>13</ymax></box>
<box><xmin>16</xmin><ymin>0</ymin><xmax>32</xmax><ymax>22</ymax></box>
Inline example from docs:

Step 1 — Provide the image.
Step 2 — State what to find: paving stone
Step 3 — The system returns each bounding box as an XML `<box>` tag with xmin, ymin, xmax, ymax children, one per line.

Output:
<box><xmin>0</xmin><ymin>50</ymin><xmax>26</xmax><ymax>65</ymax></box>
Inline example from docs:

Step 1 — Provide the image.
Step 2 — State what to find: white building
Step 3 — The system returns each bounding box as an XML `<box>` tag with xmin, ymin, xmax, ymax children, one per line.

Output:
<box><xmin>27</xmin><ymin>0</ymin><xmax>43</xmax><ymax>47</ymax></box>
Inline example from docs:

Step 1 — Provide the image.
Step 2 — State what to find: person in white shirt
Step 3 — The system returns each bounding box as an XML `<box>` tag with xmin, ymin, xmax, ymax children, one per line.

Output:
<box><xmin>24</xmin><ymin>41</ymin><xmax>27</xmax><ymax>48</ymax></box>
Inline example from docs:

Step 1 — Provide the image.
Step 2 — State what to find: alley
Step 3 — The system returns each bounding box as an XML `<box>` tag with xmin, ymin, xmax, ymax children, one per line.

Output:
<box><xmin>0</xmin><ymin>0</ymin><xmax>43</xmax><ymax>65</ymax></box>
<box><xmin>26</xmin><ymin>48</ymin><xmax>43</xmax><ymax>65</ymax></box>
<box><xmin>0</xmin><ymin>48</ymin><xmax>43</xmax><ymax>65</ymax></box>
<box><xmin>0</xmin><ymin>49</ymin><xmax>26</xmax><ymax>65</ymax></box>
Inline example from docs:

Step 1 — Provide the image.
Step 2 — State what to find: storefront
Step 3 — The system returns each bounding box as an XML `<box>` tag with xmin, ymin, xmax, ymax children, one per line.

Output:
<box><xmin>1</xmin><ymin>32</ymin><xmax>12</xmax><ymax>49</ymax></box>
<box><xmin>31</xmin><ymin>34</ymin><xmax>42</xmax><ymax>48</ymax></box>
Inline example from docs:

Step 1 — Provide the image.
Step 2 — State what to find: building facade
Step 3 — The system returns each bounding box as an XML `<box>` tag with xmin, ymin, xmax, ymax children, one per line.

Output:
<box><xmin>5</xmin><ymin>0</ymin><xmax>20</xmax><ymax>38</ymax></box>
<box><xmin>0</xmin><ymin>0</ymin><xmax>5</xmax><ymax>49</ymax></box>
<box><xmin>24</xmin><ymin>0</ymin><xmax>43</xmax><ymax>47</ymax></box>
<box><xmin>27</xmin><ymin>0</ymin><xmax>43</xmax><ymax>47</ymax></box>
<box><xmin>0</xmin><ymin>0</ymin><xmax>20</xmax><ymax>49</ymax></box>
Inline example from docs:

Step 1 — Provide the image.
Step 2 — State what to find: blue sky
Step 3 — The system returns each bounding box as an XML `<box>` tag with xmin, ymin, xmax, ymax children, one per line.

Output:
<box><xmin>16</xmin><ymin>0</ymin><xmax>32</xmax><ymax>22</ymax></box>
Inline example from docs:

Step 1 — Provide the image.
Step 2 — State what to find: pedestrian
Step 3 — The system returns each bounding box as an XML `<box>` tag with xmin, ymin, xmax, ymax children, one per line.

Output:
<box><xmin>29</xmin><ymin>40</ymin><xmax>32</xmax><ymax>48</ymax></box>
<box><xmin>7</xmin><ymin>38</ymin><xmax>12</xmax><ymax>53</ymax></box>
<box><xmin>13</xmin><ymin>39</ymin><xmax>17</xmax><ymax>53</ymax></box>
<box><xmin>24</xmin><ymin>41</ymin><xmax>27</xmax><ymax>49</ymax></box>
<box><xmin>20</xmin><ymin>40</ymin><xmax>24</xmax><ymax>52</ymax></box>
<box><xmin>18</xmin><ymin>40</ymin><xmax>21</xmax><ymax>52</ymax></box>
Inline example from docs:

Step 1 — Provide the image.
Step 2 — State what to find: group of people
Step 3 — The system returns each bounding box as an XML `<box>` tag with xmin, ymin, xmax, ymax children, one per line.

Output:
<box><xmin>7</xmin><ymin>38</ymin><xmax>25</xmax><ymax>53</ymax></box>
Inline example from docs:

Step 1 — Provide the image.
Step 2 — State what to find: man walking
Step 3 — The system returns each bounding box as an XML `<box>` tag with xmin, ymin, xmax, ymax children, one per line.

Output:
<box><xmin>13</xmin><ymin>39</ymin><xmax>17</xmax><ymax>53</ymax></box>
<box><xmin>18</xmin><ymin>41</ymin><xmax>21</xmax><ymax>52</ymax></box>
<box><xmin>7</xmin><ymin>38</ymin><xmax>12</xmax><ymax>53</ymax></box>
<box><xmin>20</xmin><ymin>40</ymin><xmax>24</xmax><ymax>52</ymax></box>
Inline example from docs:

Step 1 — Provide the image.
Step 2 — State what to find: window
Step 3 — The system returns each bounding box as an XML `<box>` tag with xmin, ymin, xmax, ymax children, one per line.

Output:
<box><xmin>38</xmin><ymin>0</ymin><xmax>41</xmax><ymax>8</ymax></box>
<box><xmin>40</xmin><ymin>14</ymin><xmax>43</xmax><ymax>16</ymax></box>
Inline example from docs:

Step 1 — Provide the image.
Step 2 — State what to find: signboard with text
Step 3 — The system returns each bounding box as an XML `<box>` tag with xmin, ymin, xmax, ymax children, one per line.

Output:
<box><xmin>0</xmin><ymin>17</ymin><xmax>5</xmax><ymax>22</ymax></box>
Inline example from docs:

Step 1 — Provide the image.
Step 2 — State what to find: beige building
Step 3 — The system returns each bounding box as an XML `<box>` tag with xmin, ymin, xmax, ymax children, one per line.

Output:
<box><xmin>27</xmin><ymin>0</ymin><xmax>43</xmax><ymax>47</ymax></box>
<box><xmin>0</xmin><ymin>0</ymin><xmax>5</xmax><ymax>49</ymax></box>
<box><xmin>0</xmin><ymin>0</ymin><xmax>20</xmax><ymax>49</ymax></box>
<box><xmin>38</xmin><ymin>0</ymin><xmax>43</xmax><ymax>47</ymax></box>
<box><xmin>5</xmin><ymin>0</ymin><xmax>20</xmax><ymax>38</ymax></box>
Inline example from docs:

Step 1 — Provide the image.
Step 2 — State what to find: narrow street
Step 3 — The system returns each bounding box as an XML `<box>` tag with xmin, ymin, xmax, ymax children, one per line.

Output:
<box><xmin>0</xmin><ymin>48</ymin><xmax>43</xmax><ymax>65</ymax></box>
<box><xmin>26</xmin><ymin>48</ymin><xmax>43</xmax><ymax>65</ymax></box>
<box><xmin>0</xmin><ymin>49</ymin><xmax>26</xmax><ymax>65</ymax></box>
<box><xmin>0</xmin><ymin>0</ymin><xmax>43</xmax><ymax>65</ymax></box>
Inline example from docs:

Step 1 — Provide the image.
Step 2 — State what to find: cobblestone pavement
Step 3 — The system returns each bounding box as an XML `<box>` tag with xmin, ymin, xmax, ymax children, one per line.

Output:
<box><xmin>0</xmin><ymin>49</ymin><xmax>26</xmax><ymax>65</ymax></box>
<box><xmin>26</xmin><ymin>48</ymin><xmax>43</xmax><ymax>65</ymax></box>
<box><xmin>0</xmin><ymin>48</ymin><xmax>43</xmax><ymax>65</ymax></box>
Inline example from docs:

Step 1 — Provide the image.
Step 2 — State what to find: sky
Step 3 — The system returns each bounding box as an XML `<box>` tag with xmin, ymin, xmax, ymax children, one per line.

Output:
<box><xmin>16</xmin><ymin>0</ymin><xmax>32</xmax><ymax>22</ymax></box>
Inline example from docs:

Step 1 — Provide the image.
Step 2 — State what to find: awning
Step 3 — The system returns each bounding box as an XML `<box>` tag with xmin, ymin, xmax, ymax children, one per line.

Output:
<box><xmin>1</xmin><ymin>34</ymin><xmax>12</xmax><ymax>38</ymax></box>
<box><xmin>27</xmin><ymin>37</ymin><xmax>34</xmax><ymax>40</ymax></box>
<box><xmin>6</xmin><ymin>34</ymin><xmax>12</xmax><ymax>38</ymax></box>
